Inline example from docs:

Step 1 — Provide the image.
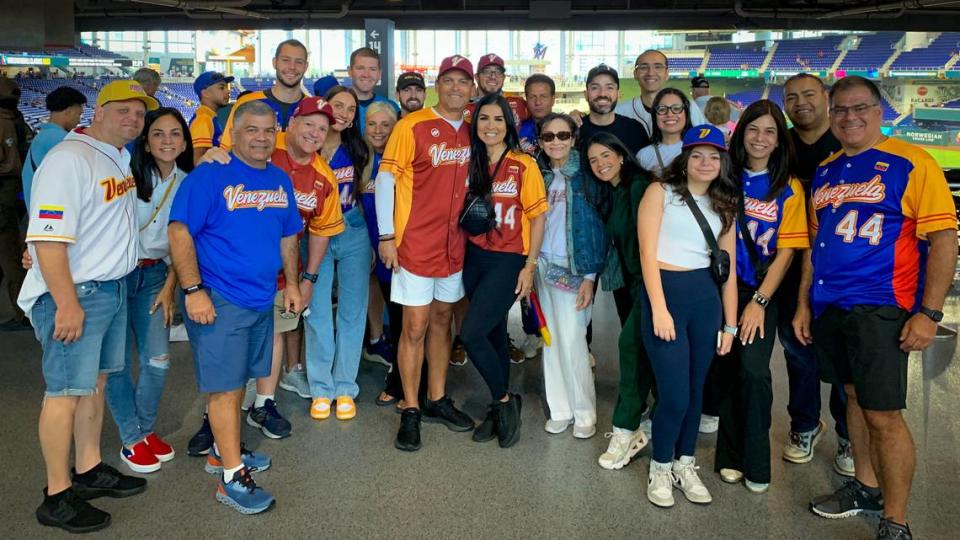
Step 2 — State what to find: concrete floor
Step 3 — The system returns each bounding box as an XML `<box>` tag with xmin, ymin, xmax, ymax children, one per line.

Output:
<box><xmin>1</xmin><ymin>288</ymin><xmax>959</xmax><ymax>539</ymax></box>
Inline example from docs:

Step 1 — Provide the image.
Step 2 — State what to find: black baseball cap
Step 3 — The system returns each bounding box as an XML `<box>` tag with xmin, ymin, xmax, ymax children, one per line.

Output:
<box><xmin>396</xmin><ymin>71</ymin><xmax>425</xmax><ymax>90</ymax></box>
<box><xmin>586</xmin><ymin>64</ymin><xmax>619</xmax><ymax>87</ymax></box>
<box><xmin>691</xmin><ymin>76</ymin><xmax>710</xmax><ymax>89</ymax></box>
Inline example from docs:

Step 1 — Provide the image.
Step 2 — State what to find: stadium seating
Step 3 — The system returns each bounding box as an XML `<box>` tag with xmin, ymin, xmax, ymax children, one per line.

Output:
<box><xmin>727</xmin><ymin>87</ymin><xmax>764</xmax><ymax>109</ymax></box>
<box><xmin>890</xmin><ymin>32</ymin><xmax>960</xmax><ymax>70</ymax></box>
<box><xmin>840</xmin><ymin>32</ymin><xmax>903</xmax><ymax>71</ymax></box>
<box><xmin>768</xmin><ymin>35</ymin><xmax>844</xmax><ymax>71</ymax></box>
<box><xmin>667</xmin><ymin>56</ymin><xmax>703</xmax><ymax>72</ymax></box>
<box><xmin>706</xmin><ymin>42</ymin><xmax>767</xmax><ymax>70</ymax></box>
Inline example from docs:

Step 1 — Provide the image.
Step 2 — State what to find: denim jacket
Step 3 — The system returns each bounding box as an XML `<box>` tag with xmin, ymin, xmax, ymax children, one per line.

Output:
<box><xmin>541</xmin><ymin>150</ymin><xmax>611</xmax><ymax>279</ymax></box>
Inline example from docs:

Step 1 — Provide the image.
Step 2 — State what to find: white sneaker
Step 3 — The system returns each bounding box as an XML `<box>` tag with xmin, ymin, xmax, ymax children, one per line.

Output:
<box><xmin>672</xmin><ymin>456</ymin><xmax>712</xmax><ymax>504</ymax></box>
<box><xmin>745</xmin><ymin>479</ymin><xmax>770</xmax><ymax>494</ymax></box>
<box><xmin>544</xmin><ymin>418</ymin><xmax>574</xmax><ymax>434</ymax></box>
<box><xmin>240</xmin><ymin>378</ymin><xmax>256</xmax><ymax>412</ymax></box>
<box><xmin>572</xmin><ymin>424</ymin><xmax>597</xmax><ymax>439</ymax></box>
<box><xmin>521</xmin><ymin>334</ymin><xmax>543</xmax><ymax>359</ymax></box>
<box><xmin>168</xmin><ymin>323</ymin><xmax>189</xmax><ymax>342</ymax></box>
<box><xmin>597</xmin><ymin>429</ymin><xmax>648</xmax><ymax>470</ymax></box>
<box><xmin>720</xmin><ymin>468</ymin><xmax>743</xmax><ymax>484</ymax></box>
<box><xmin>833</xmin><ymin>437</ymin><xmax>855</xmax><ymax>477</ymax></box>
<box><xmin>647</xmin><ymin>462</ymin><xmax>676</xmax><ymax>508</ymax></box>
<box><xmin>278</xmin><ymin>365</ymin><xmax>311</xmax><ymax>399</ymax></box>
<box><xmin>699</xmin><ymin>414</ymin><xmax>719</xmax><ymax>434</ymax></box>
<box><xmin>588</xmin><ymin>352</ymin><xmax>597</xmax><ymax>369</ymax></box>
<box><xmin>783</xmin><ymin>420</ymin><xmax>825</xmax><ymax>464</ymax></box>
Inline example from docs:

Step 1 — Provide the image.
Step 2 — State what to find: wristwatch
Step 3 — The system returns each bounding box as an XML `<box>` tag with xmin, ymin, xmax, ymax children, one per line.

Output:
<box><xmin>752</xmin><ymin>291</ymin><xmax>770</xmax><ymax>309</ymax></box>
<box><xmin>920</xmin><ymin>306</ymin><xmax>944</xmax><ymax>322</ymax></box>
<box><xmin>182</xmin><ymin>283</ymin><xmax>203</xmax><ymax>295</ymax></box>
<box><xmin>301</xmin><ymin>272</ymin><xmax>319</xmax><ymax>283</ymax></box>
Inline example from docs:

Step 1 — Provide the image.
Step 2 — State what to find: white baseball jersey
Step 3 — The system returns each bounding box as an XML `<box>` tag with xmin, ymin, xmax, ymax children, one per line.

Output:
<box><xmin>615</xmin><ymin>96</ymin><xmax>708</xmax><ymax>137</ymax></box>
<box><xmin>18</xmin><ymin>129</ymin><xmax>138</xmax><ymax>317</ymax></box>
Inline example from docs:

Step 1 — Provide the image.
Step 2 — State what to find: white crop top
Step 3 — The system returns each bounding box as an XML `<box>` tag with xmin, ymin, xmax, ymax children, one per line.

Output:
<box><xmin>656</xmin><ymin>183</ymin><xmax>722</xmax><ymax>269</ymax></box>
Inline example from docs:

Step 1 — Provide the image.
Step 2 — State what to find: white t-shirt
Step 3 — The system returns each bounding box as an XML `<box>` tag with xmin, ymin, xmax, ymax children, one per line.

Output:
<box><xmin>18</xmin><ymin>129</ymin><xmax>138</xmax><ymax>317</ymax></box>
<box><xmin>637</xmin><ymin>141</ymin><xmax>683</xmax><ymax>178</ymax></box>
<box><xmin>542</xmin><ymin>167</ymin><xmax>568</xmax><ymax>261</ymax></box>
<box><xmin>615</xmin><ymin>97</ymin><xmax>708</xmax><ymax>138</ymax></box>
<box><xmin>137</xmin><ymin>166</ymin><xmax>184</xmax><ymax>261</ymax></box>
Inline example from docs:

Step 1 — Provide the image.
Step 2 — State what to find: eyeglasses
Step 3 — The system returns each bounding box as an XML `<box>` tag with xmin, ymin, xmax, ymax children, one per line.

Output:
<box><xmin>829</xmin><ymin>103</ymin><xmax>879</xmax><ymax>117</ymax></box>
<box><xmin>655</xmin><ymin>104</ymin><xmax>686</xmax><ymax>116</ymax></box>
<box><xmin>479</xmin><ymin>68</ymin><xmax>505</xmax><ymax>77</ymax></box>
<box><xmin>540</xmin><ymin>131</ymin><xmax>573</xmax><ymax>142</ymax></box>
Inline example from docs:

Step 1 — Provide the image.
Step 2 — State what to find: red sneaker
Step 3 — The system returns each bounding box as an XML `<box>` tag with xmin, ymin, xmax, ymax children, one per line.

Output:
<box><xmin>145</xmin><ymin>433</ymin><xmax>175</xmax><ymax>462</ymax></box>
<box><xmin>120</xmin><ymin>441</ymin><xmax>161</xmax><ymax>473</ymax></box>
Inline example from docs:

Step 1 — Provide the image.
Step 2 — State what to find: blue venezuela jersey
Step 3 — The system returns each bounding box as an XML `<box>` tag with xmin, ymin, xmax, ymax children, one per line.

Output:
<box><xmin>809</xmin><ymin>137</ymin><xmax>956</xmax><ymax>316</ymax></box>
<box><xmin>736</xmin><ymin>170</ymin><xmax>809</xmax><ymax>288</ymax></box>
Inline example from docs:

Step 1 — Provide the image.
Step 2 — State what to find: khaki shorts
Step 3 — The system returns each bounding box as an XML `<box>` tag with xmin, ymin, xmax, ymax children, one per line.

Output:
<box><xmin>273</xmin><ymin>290</ymin><xmax>301</xmax><ymax>334</ymax></box>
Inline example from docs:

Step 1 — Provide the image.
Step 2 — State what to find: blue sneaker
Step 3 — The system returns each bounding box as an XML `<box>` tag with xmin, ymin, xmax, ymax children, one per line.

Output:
<box><xmin>187</xmin><ymin>414</ymin><xmax>213</xmax><ymax>456</ymax></box>
<box><xmin>216</xmin><ymin>468</ymin><xmax>275</xmax><ymax>515</ymax></box>
<box><xmin>204</xmin><ymin>443</ymin><xmax>271</xmax><ymax>474</ymax></box>
<box><xmin>362</xmin><ymin>336</ymin><xmax>393</xmax><ymax>367</ymax></box>
<box><xmin>246</xmin><ymin>399</ymin><xmax>292</xmax><ymax>439</ymax></box>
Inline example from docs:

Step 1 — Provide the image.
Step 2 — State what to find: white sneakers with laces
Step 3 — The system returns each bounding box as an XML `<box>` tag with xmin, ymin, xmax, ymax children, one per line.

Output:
<box><xmin>672</xmin><ymin>456</ymin><xmax>712</xmax><ymax>504</ymax></box>
<box><xmin>598</xmin><ymin>429</ymin><xmax>648</xmax><ymax>470</ymax></box>
<box><xmin>647</xmin><ymin>461</ymin><xmax>675</xmax><ymax>507</ymax></box>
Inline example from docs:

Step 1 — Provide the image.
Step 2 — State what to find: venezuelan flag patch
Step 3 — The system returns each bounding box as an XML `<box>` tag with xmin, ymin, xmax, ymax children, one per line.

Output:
<box><xmin>38</xmin><ymin>206</ymin><xmax>64</xmax><ymax>220</ymax></box>
<box><xmin>874</xmin><ymin>161</ymin><xmax>889</xmax><ymax>172</ymax></box>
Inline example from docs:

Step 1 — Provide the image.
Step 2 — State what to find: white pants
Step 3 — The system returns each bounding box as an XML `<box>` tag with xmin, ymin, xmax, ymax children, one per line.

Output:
<box><xmin>536</xmin><ymin>264</ymin><xmax>597</xmax><ymax>428</ymax></box>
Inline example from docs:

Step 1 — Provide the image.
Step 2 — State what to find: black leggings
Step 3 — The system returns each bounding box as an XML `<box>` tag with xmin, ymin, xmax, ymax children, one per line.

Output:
<box><xmin>461</xmin><ymin>244</ymin><xmax>525</xmax><ymax>401</ymax></box>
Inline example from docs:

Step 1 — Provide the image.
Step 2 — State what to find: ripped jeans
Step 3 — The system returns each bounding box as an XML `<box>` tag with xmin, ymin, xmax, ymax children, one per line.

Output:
<box><xmin>105</xmin><ymin>263</ymin><xmax>172</xmax><ymax>447</ymax></box>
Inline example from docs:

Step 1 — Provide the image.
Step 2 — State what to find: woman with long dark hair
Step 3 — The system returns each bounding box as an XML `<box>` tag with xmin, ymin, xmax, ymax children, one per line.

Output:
<box><xmin>303</xmin><ymin>86</ymin><xmax>372</xmax><ymax>421</ymax></box>
<box><xmin>581</xmin><ymin>133</ymin><xmax>657</xmax><ymax>470</ymax></box>
<box><xmin>105</xmin><ymin>107</ymin><xmax>193</xmax><ymax>473</ymax></box>
<box><xmin>461</xmin><ymin>93</ymin><xmax>547</xmax><ymax>448</ymax></box>
<box><xmin>637</xmin><ymin>88</ymin><xmax>693</xmax><ymax>177</ymax></box>
<box><xmin>714</xmin><ymin>100</ymin><xmax>808</xmax><ymax>494</ymax></box>
<box><xmin>636</xmin><ymin>125</ymin><xmax>738</xmax><ymax>508</ymax></box>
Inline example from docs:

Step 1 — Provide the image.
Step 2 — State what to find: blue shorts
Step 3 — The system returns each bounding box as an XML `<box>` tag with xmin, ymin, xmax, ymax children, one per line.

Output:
<box><xmin>32</xmin><ymin>279</ymin><xmax>127</xmax><ymax>397</ymax></box>
<box><xmin>183</xmin><ymin>288</ymin><xmax>273</xmax><ymax>393</ymax></box>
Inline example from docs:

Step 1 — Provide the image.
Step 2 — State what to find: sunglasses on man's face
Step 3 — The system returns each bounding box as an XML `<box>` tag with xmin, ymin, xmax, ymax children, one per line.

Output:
<box><xmin>540</xmin><ymin>131</ymin><xmax>573</xmax><ymax>142</ymax></box>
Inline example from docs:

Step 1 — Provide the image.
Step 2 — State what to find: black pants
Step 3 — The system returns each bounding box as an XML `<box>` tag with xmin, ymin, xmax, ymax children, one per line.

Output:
<box><xmin>461</xmin><ymin>244</ymin><xmax>525</xmax><ymax>401</ymax></box>
<box><xmin>715</xmin><ymin>285</ymin><xmax>779</xmax><ymax>483</ymax></box>
<box><xmin>586</xmin><ymin>281</ymin><xmax>632</xmax><ymax>345</ymax></box>
<box><xmin>378</xmin><ymin>278</ymin><xmax>426</xmax><ymax>401</ymax></box>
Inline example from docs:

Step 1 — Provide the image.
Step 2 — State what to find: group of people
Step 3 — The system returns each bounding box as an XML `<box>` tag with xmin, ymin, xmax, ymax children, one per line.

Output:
<box><xmin>10</xmin><ymin>41</ymin><xmax>956</xmax><ymax>540</ymax></box>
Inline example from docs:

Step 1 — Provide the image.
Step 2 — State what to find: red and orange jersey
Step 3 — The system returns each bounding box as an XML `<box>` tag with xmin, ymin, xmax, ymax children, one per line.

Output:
<box><xmin>380</xmin><ymin>107</ymin><xmax>471</xmax><ymax>277</ymax></box>
<box><xmin>468</xmin><ymin>150</ymin><xmax>548</xmax><ymax>255</ymax></box>
<box><xmin>272</xmin><ymin>134</ymin><xmax>344</xmax><ymax>238</ymax></box>
<box><xmin>809</xmin><ymin>137</ymin><xmax>957</xmax><ymax>315</ymax></box>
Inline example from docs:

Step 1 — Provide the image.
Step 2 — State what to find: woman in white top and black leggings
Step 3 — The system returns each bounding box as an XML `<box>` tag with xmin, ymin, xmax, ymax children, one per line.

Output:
<box><xmin>637</xmin><ymin>125</ymin><xmax>739</xmax><ymax>508</ymax></box>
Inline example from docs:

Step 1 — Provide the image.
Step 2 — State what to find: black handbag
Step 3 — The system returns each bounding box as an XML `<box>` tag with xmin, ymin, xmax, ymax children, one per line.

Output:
<box><xmin>737</xmin><ymin>194</ymin><xmax>771</xmax><ymax>285</ymax></box>
<box><xmin>459</xmin><ymin>150</ymin><xmax>508</xmax><ymax>236</ymax></box>
<box><xmin>683</xmin><ymin>192</ymin><xmax>730</xmax><ymax>286</ymax></box>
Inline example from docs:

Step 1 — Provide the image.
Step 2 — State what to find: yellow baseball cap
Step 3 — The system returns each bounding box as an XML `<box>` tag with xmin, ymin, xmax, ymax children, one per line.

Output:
<box><xmin>96</xmin><ymin>80</ymin><xmax>159</xmax><ymax>111</ymax></box>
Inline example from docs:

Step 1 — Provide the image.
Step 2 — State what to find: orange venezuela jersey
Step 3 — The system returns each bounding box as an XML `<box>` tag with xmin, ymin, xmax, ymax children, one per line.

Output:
<box><xmin>272</xmin><ymin>133</ymin><xmax>344</xmax><ymax>238</ymax></box>
<box><xmin>379</xmin><ymin>107</ymin><xmax>471</xmax><ymax>277</ymax></box>
<box><xmin>468</xmin><ymin>150</ymin><xmax>548</xmax><ymax>255</ymax></box>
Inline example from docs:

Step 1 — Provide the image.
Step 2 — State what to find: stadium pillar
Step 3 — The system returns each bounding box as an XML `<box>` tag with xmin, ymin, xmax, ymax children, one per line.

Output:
<box><xmin>365</xmin><ymin>18</ymin><xmax>395</xmax><ymax>99</ymax></box>
<box><xmin>0</xmin><ymin>0</ymin><xmax>75</xmax><ymax>51</ymax></box>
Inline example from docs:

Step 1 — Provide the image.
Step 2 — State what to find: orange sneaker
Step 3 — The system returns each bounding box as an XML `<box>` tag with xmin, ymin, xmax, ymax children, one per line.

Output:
<box><xmin>335</xmin><ymin>396</ymin><xmax>356</xmax><ymax>420</ymax></box>
<box><xmin>310</xmin><ymin>397</ymin><xmax>332</xmax><ymax>420</ymax></box>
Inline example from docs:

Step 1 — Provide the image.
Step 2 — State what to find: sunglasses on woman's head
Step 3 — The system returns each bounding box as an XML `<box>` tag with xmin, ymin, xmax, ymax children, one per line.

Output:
<box><xmin>540</xmin><ymin>131</ymin><xmax>573</xmax><ymax>142</ymax></box>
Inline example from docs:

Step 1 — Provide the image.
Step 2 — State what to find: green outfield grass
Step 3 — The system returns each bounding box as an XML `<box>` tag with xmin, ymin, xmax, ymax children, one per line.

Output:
<box><xmin>920</xmin><ymin>146</ymin><xmax>960</xmax><ymax>170</ymax></box>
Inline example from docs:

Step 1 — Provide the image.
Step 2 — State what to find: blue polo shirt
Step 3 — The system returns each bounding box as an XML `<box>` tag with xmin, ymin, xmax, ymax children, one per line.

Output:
<box><xmin>22</xmin><ymin>122</ymin><xmax>68</xmax><ymax>208</ymax></box>
<box><xmin>169</xmin><ymin>155</ymin><xmax>303</xmax><ymax>311</ymax></box>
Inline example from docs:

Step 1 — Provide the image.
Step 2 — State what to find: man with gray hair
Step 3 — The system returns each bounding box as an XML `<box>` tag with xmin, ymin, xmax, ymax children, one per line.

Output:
<box><xmin>131</xmin><ymin>68</ymin><xmax>161</xmax><ymax>98</ymax></box>
<box><xmin>168</xmin><ymin>99</ymin><xmax>303</xmax><ymax>514</ymax></box>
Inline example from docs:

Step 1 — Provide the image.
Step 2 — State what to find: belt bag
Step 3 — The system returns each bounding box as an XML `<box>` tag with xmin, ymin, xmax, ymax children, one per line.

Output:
<box><xmin>459</xmin><ymin>150</ymin><xmax>509</xmax><ymax>237</ymax></box>
<box><xmin>542</xmin><ymin>259</ymin><xmax>583</xmax><ymax>293</ymax></box>
<box><xmin>683</xmin><ymin>192</ymin><xmax>730</xmax><ymax>286</ymax></box>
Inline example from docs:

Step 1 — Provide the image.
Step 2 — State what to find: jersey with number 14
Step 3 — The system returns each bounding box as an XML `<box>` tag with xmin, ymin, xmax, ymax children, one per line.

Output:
<box><xmin>809</xmin><ymin>137</ymin><xmax>956</xmax><ymax>316</ymax></box>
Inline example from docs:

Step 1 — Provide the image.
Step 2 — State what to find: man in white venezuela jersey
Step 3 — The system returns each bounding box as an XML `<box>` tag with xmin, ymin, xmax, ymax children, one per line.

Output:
<box><xmin>794</xmin><ymin>76</ymin><xmax>957</xmax><ymax>540</ymax></box>
<box><xmin>19</xmin><ymin>80</ymin><xmax>158</xmax><ymax>534</ymax></box>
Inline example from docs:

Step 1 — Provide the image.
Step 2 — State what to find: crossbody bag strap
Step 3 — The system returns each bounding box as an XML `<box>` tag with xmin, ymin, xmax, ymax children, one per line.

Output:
<box><xmin>652</xmin><ymin>144</ymin><xmax>666</xmax><ymax>172</ymax></box>
<box><xmin>682</xmin><ymin>191</ymin><xmax>719</xmax><ymax>255</ymax></box>
<box><xmin>139</xmin><ymin>173</ymin><xmax>177</xmax><ymax>233</ymax></box>
<box><xmin>737</xmin><ymin>192</ymin><xmax>763</xmax><ymax>271</ymax></box>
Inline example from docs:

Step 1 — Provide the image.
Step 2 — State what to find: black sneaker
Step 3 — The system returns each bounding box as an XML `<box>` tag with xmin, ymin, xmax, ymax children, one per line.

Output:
<box><xmin>422</xmin><ymin>395</ymin><xmax>474</xmax><ymax>432</ymax></box>
<box><xmin>247</xmin><ymin>399</ymin><xmax>292</xmax><ymax>439</ymax></box>
<box><xmin>810</xmin><ymin>480</ymin><xmax>883</xmax><ymax>519</ymax></box>
<box><xmin>877</xmin><ymin>518</ymin><xmax>912</xmax><ymax>539</ymax></box>
<box><xmin>71</xmin><ymin>462</ymin><xmax>146</xmax><ymax>500</ymax></box>
<box><xmin>472</xmin><ymin>406</ymin><xmax>497</xmax><ymax>443</ymax></box>
<box><xmin>495</xmin><ymin>394</ymin><xmax>522</xmax><ymax>448</ymax></box>
<box><xmin>395</xmin><ymin>408</ymin><xmax>422</xmax><ymax>452</ymax></box>
<box><xmin>36</xmin><ymin>487</ymin><xmax>111</xmax><ymax>533</ymax></box>
<box><xmin>188</xmin><ymin>413</ymin><xmax>214</xmax><ymax>456</ymax></box>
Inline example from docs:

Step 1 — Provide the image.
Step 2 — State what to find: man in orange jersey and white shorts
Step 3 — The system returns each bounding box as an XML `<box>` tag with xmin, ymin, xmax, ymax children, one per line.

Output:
<box><xmin>376</xmin><ymin>55</ymin><xmax>478</xmax><ymax>451</ymax></box>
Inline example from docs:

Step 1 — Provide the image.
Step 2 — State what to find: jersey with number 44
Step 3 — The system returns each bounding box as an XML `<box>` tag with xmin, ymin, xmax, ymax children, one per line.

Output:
<box><xmin>468</xmin><ymin>150</ymin><xmax>548</xmax><ymax>255</ymax></box>
<box><xmin>809</xmin><ymin>137</ymin><xmax>956</xmax><ymax>316</ymax></box>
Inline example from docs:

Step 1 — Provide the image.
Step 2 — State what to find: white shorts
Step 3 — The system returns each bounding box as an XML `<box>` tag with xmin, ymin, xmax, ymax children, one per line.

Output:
<box><xmin>391</xmin><ymin>267</ymin><xmax>465</xmax><ymax>307</ymax></box>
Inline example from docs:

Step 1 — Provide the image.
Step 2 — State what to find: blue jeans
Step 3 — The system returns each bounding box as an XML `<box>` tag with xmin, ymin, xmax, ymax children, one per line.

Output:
<box><xmin>33</xmin><ymin>279</ymin><xmax>127</xmax><ymax>397</ymax></box>
<box><xmin>778</xmin><ymin>311</ymin><xmax>849</xmax><ymax>439</ymax></box>
<box><xmin>305</xmin><ymin>208</ymin><xmax>371</xmax><ymax>399</ymax></box>
<box><xmin>105</xmin><ymin>263</ymin><xmax>171</xmax><ymax>446</ymax></box>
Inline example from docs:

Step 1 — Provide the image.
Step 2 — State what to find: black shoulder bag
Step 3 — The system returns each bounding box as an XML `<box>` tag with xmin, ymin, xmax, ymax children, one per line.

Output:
<box><xmin>683</xmin><ymin>192</ymin><xmax>730</xmax><ymax>286</ymax></box>
<box><xmin>737</xmin><ymin>194</ymin><xmax>770</xmax><ymax>285</ymax></box>
<box><xmin>459</xmin><ymin>150</ymin><xmax>508</xmax><ymax>236</ymax></box>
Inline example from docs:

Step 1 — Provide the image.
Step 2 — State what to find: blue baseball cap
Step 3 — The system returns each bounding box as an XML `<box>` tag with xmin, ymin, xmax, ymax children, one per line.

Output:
<box><xmin>193</xmin><ymin>71</ymin><xmax>234</xmax><ymax>98</ymax></box>
<box><xmin>682</xmin><ymin>124</ymin><xmax>727</xmax><ymax>151</ymax></box>
<box><xmin>313</xmin><ymin>75</ymin><xmax>339</xmax><ymax>99</ymax></box>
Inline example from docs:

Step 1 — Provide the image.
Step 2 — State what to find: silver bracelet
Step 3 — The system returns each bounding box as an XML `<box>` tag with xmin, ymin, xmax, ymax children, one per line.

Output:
<box><xmin>722</xmin><ymin>324</ymin><xmax>738</xmax><ymax>337</ymax></box>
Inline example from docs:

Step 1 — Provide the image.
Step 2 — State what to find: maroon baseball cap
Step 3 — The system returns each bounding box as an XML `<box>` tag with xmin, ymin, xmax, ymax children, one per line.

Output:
<box><xmin>292</xmin><ymin>97</ymin><xmax>335</xmax><ymax>124</ymax></box>
<box><xmin>477</xmin><ymin>53</ymin><xmax>505</xmax><ymax>72</ymax></box>
<box><xmin>438</xmin><ymin>55</ymin><xmax>474</xmax><ymax>79</ymax></box>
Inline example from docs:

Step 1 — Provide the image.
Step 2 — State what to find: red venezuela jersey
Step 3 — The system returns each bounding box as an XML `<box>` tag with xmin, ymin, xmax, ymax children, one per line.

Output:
<box><xmin>809</xmin><ymin>137</ymin><xmax>957</xmax><ymax>316</ymax></box>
